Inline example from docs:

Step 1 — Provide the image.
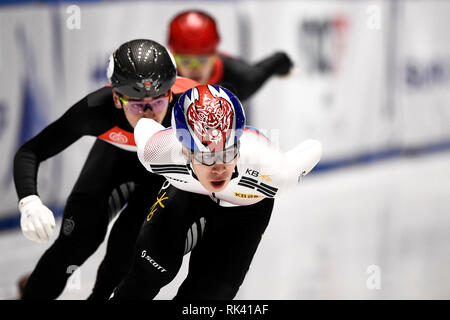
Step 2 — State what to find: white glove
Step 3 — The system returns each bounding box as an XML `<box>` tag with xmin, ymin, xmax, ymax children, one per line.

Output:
<box><xmin>283</xmin><ymin>139</ymin><xmax>323</xmax><ymax>180</ymax></box>
<box><xmin>294</xmin><ymin>139</ymin><xmax>323</xmax><ymax>176</ymax></box>
<box><xmin>19</xmin><ymin>195</ymin><xmax>56</xmax><ymax>243</ymax></box>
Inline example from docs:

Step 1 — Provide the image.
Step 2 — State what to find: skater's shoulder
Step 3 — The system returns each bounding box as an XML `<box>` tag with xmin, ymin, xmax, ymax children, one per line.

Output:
<box><xmin>240</xmin><ymin>126</ymin><xmax>273</xmax><ymax>149</ymax></box>
<box><xmin>86</xmin><ymin>86</ymin><xmax>114</xmax><ymax>108</ymax></box>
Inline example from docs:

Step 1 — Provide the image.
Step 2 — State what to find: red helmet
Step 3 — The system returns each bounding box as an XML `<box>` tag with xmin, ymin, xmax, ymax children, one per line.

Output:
<box><xmin>168</xmin><ymin>10</ymin><xmax>220</xmax><ymax>54</ymax></box>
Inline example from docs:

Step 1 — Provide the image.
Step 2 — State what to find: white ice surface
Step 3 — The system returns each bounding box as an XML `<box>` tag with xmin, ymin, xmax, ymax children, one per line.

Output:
<box><xmin>1</xmin><ymin>151</ymin><xmax>450</xmax><ymax>300</ymax></box>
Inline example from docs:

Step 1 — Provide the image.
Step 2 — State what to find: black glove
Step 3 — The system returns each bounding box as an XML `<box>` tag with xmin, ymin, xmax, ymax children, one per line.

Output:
<box><xmin>273</xmin><ymin>52</ymin><xmax>293</xmax><ymax>75</ymax></box>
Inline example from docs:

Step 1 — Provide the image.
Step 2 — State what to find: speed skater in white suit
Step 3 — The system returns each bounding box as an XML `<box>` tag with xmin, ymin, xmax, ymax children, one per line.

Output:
<box><xmin>111</xmin><ymin>84</ymin><xmax>322</xmax><ymax>299</ymax></box>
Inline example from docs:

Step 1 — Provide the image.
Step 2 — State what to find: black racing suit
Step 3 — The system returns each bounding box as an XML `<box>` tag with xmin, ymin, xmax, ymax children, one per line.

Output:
<box><xmin>208</xmin><ymin>52</ymin><xmax>293</xmax><ymax>101</ymax></box>
<box><xmin>13</xmin><ymin>86</ymin><xmax>177</xmax><ymax>300</ymax></box>
<box><xmin>111</xmin><ymin>184</ymin><xmax>274</xmax><ymax>300</ymax></box>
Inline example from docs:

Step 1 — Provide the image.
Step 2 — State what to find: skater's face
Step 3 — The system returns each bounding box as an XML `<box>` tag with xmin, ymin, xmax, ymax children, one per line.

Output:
<box><xmin>113</xmin><ymin>90</ymin><xmax>172</xmax><ymax>128</ymax></box>
<box><xmin>182</xmin><ymin>146</ymin><xmax>239</xmax><ymax>193</ymax></box>
<box><xmin>174</xmin><ymin>53</ymin><xmax>217</xmax><ymax>84</ymax></box>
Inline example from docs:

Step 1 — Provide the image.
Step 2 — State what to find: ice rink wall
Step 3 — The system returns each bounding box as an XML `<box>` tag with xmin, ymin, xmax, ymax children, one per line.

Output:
<box><xmin>2</xmin><ymin>0</ymin><xmax>449</xmax><ymax>221</ymax></box>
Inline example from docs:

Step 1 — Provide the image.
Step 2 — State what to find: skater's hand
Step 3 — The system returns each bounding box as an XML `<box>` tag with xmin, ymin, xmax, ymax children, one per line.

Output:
<box><xmin>19</xmin><ymin>195</ymin><xmax>55</xmax><ymax>243</ymax></box>
<box><xmin>284</xmin><ymin>139</ymin><xmax>323</xmax><ymax>180</ymax></box>
<box><xmin>273</xmin><ymin>52</ymin><xmax>293</xmax><ymax>76</ymax></box>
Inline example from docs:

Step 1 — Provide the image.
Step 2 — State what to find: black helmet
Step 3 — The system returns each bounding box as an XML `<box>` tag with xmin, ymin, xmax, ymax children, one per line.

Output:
<box><xmin>107</xmin><ymin>39</ymin><xmax>177</xmax><ymax>98</ymax></box>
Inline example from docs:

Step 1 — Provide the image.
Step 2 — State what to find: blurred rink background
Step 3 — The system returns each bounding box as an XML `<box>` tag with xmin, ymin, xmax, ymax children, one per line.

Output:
<box><xmin>1</xmin><ymin>0</ymin><xmax>450</xmax><ymax>300</ymax></box>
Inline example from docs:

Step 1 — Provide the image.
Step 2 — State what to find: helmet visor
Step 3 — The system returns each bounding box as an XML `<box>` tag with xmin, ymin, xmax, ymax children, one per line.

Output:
<box><xmin>174</xmin><ymin>54</ymin><xmax>215</xmax><ymax>70</ymax></box>
<box><xmin>119</xmin><ymin>94</ymin><xmax>169</xmax><ymax>115</ymax></box>
<box><xmin>191</xmin><ymin>142</ymin><xmax>240</xmax><ymax>166</ymax></box>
